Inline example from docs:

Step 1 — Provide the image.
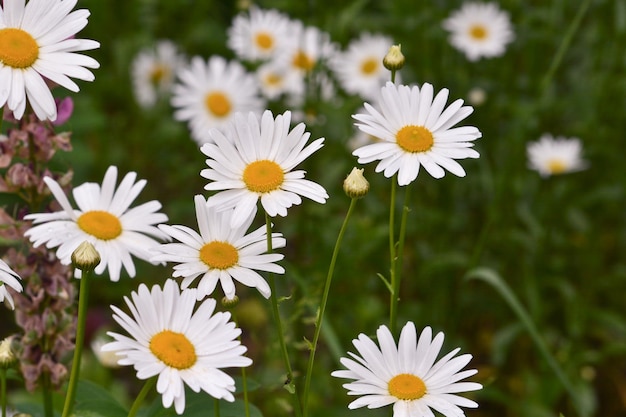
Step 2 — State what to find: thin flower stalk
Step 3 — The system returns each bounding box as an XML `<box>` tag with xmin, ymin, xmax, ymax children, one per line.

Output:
<box><xmin>127</xmin><ymin>377</ymin><xmax>156</xmax><ymax>417</ymax></box>
<box><xmin>389</xmin><ymin>185</ymin><xmax>411</xmax><ymax>333</ymax></box>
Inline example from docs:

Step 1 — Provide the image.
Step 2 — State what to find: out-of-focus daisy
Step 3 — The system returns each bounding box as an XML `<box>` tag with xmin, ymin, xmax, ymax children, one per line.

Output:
<box><xmin>152</xmin><ymin>195</ymin><xmax>285</xmax><ymax>301</ymax></box>
<box><xmin>90</xmin><ymin>334</ymin><xmax>120</xmax><ymax>368</ymax></box>
<box><xmin>329</xmin><ymin>33</ymin><xmax>393</xmax><ymax>101</ymax></box>
<box><xmin>25</xmin><ymin>166</ymin><xmax>169</xmax><ymax>282</ymax></box>
<box><xmin>353</xmin><ymin>81</ymin><xmax>481</xmax><ymax>186</ymax></box>
<box><xmin>201</xmin><ymin>110</ymin><xmax>328</xmax><ymax>228</ymax></box>
<box><xmin>0</xmin><ymin>259</ymin><xmax>22</xmax><ymax>310</ymax></box>
<box><xmin>442</xmin><ymin>2</ymin><xmax>514</xmax><ymax>61</ymax></box>
<box><xmin>256</xmin><ymin>61</ymin><xmax>304</xmax><ymax>100</ymax></box>
<box><xmin>227</xmin><ymin>6</ymin><xmax>293</xmax><ymax>62</ymax></box>
<box><xmin>102</xmin><ymin>279</ymin><xmax>252</xmax><ymax>415</ymax></box>
<box><xmin>0</xmin><ymin>0</ymin><xmax>100</xmax><ymax>121</ymax></box>
<box><xmin>527</xmin><ymin>134</ymin><xmax>588</xmax><ymax>177</ymax></box>
<box><xmin>279</xmin><ymin>21</ymin><xmax>335</xmax><ymax>76</ymax></box>
<box><xmin>332</xmin><ymin>322</ymin><xmax>482</xmax><ymax>417</ymax></box>
<box><xmin>171</xmin><ymin>56</ymin><xmax>264</xmax><ymax>145</ymax></box>
<box><xmin>131</xmin><ymin>40</ymin><xmax>184</xmax><ymax>109</ymax></box>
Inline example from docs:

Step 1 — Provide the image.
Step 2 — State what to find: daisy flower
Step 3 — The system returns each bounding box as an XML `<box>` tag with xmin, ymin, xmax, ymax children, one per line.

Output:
<box><xmin>442</xmin><ymin>2</ymin><xmax>515</xmax><ymax>61</ymax></box>
<box><xmin>353</xmin><ymin>81</ymin><xmax>481</xmax><ymax>186</ymax></box>
<box><xmin>131</xmin><ymin>40</ymin><xmax>184</xmax><ymax>109</ymax></box>
<box><xmin>151</xmin><ymin>195</ymin><xmax>286</xmax><ymax>301</ymax></box>
<box><xmin>256</xmin><ymin>61</ymin><xmax>304</xmax><ymax>101</ymax></box>
<box><xmin>527</xmin><ymin>133</ymin><xmax>588</xmax><ymax>177</ymax></box>
<box><xmin>171</xmin><ymin>55</ymin><xmax>265</xmax><ymax>145</ymax></box>
<box><xmin>227</xmin><ymin>6</ymin><xmax>293</xmax><ymax>62</ymax></box>
<box><xmin>279</xmin><ymin>21</ymin><xmax>335</xmax><ymax>76</ymax></box>
<box><xmin>102</xmin><ymin>279</ymin><xmax>252</xmax><ymax>415</ymax></box>
<box><xmin>0</xmin><ymin>0</ymin><xmax>100</xmax><ymax>121</ymax></box>
<box><xmin>332</xmin><ymin>322</ymin><xmax>482</xmax><ymax>417</ymax></box>
<box><xmin>201</xmin><ymin>110</ymin><xmax>328</xmax><ymax>228</ymax></box>
<box><xmin>24</xmin><ymin>166</ymin><xmax>169</xmax><ymax>282</ymax></box>
<box><xmin>0</xmin><ymin>259</ymin><xmax>22</xmax><ymax>310</ymax></box>
<box><xmin>329</xmin><ymin>33</ymin><xmax>394</xmax><ymax>101</ymax></box>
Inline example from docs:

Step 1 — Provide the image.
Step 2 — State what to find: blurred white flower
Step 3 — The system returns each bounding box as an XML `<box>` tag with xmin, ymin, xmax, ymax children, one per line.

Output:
<box><xmin>131</xmin><ymin>40</ymin><xmax>184</xmax><ymax>108</ymax></box>
<box><xmin>527</xmin><ymin>134</ymin><xmax>588</xmax><ymax>177</ymax></box>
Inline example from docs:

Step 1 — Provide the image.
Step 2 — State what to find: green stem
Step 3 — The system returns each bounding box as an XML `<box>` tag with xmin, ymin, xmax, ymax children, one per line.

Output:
<box><xmin>388</xmin><ymin>177</ymin><xmax>397</xmax><ymax>301</ymax></box>
<box><xmin>302</xmin><ymin>198</ymin><xmax>358</xmax><ymax>416</ymax></box>
<box><xmin>127</xmin><ymin>377</ymin><xmax>156</xmax><ymax>417</ymax></box>
<box><xmin>42</xmin><ymin>373</ymin><xmax>53</xmax><ymax>417</ymax></box>
<box><xmin>1</xmin><ymin>368</ymin><xmax>6</xmax><ymax>417</ymax></box>
<box><xmin>264</xmin><ymin>212</ymin><xmax>302</xmax><ymax>417</ymax></box>
<box><xmin>214</xmin><ymin>398</ymin><xmax>221</xmax><ymax>417</ymax></box>
<box><xmin>61</xmin><ymin>269</ymin><xmax>92</xmax><ymax>417</ymax></box>
<box><xmin>241</xmin><ymin>366</ymin><xmax>250</xmax><ymax>417</ymax></box>
<box><xmin>0</xmin><ymin>106</ymin><xmax>4</xmax><ymax>133</ymax></box>
<box><xmin>389</xmin><ymin>185</ymin><xmax>411</xmax><ymax>333</ymax></box>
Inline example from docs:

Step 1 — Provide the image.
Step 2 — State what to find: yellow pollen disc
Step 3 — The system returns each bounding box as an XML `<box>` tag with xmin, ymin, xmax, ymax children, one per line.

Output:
<box><xmin>243</xmin><ymin>160</ymin><xmax>285</xmax><ymax>193</ymax></box>
<box><xmin>255</xmin><ymin>32</ymin><xmax>274</xmax><ymax>50</ymax></box>
<box><xmin>205</xmin><ymin>91</ymin><xmax>232</xmax><ymax>117</ymax></box>
<box><xmin>547</xmin><ymin>159</ymin><xmax>567</xmax><ymax>174</ymax></box>
<box><xmin>199</xmin><ymin>241</ymin><xmax>239</xmax><ymax>269</ymax></box>
<box><xmin>0</xmin><ymin>28</ymin><xmax>39</xmax><ymax>69</ymax></box>
<box><xmin>388</xmin><ymin>373</ymin><xmax>427</xmax><ymax>400</ymax></box>
<box><xmin>360</xmin><ymin>58</ymin><xmax>379</xmax><ymax>75</ymax></box>
<box><xmin>77</xmin><ymin>211</ymin><xmax>123</xmax><ymax>240</ymax></box>
<box><xmin>150</xmin><ymin>330</ymin><xmax>197</xmax><ymax>370</ymax></box>
<box><xmin>469</xmin><ymin>25</ymin><xmax>488</xmax><ymax>40</ymax></box>
<box><xmin>396</xmin><ymin>125</ymin><xmax>434</xmax><ymax>153</ymax></box>
<box><xmin>292</xmin><ymin>50</ymin><xmax>315</xmax><ymax>71</ymax></box>
<box><xmin>265</xmin><ymin>73</ymin><xmax>283</xmax><ymax>86</ymax></box>
<box><xmin>150</xmin><ymin>64</ymin><xmax>169</xmax><ymax>85</ymax></box>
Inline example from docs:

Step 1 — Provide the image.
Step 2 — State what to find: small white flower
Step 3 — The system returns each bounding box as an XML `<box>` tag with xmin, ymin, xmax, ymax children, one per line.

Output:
<box><xmin>102</xmin><ymin>279</ymin><xmax>252</xmax><ymax>415</ymax></box>
<box><xmin>152</xmin><ymin>195</ymin><xmax>286</xmax><ymax>301</ymax></box>
<box><xmin>279</xmin><ymin>21</ymin><xmax>335</xmax><ymax>76</ymax></box>
<box><xmin>442</xmin><ymin>2</ymin><xmax>515</xmax><ymax>61</ymax></box>
<box><xmin>131</xmin><ymin>40</ymin><xmax>184</xmax><ymax>108</ymax></box>
<box><xmin>332</xmin><ymin>322</ymin><xmax>482</xmax><ymax>417</ymax></box>
<box><xmin>256</xmin><ymin>61</ymin><xmax>304</xmax><ymax>100</ymax></box>
<box><xmin>0</xmin><ymin>259</ymin><xmax>22</xmax><ymax>310</ymax></box>
<box><xmin>25</xmin><ymin>166</ymin><xmax>169</xmax><ymax>282</ymax></box>
<box><xmin>527</xmin><ymin>134</ymin><xmax>588</xmax><ymax>177</ymax></box>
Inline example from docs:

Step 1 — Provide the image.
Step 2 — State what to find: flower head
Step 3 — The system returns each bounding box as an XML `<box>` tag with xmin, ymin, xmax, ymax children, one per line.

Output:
<box><xmin>24</xmin><ymin>166</ymin><xmax>169</xmax><ymax>282</ymax></box>
<box><xmin>343</xmin><ymin>167</ymin><xmax>369</xmax><ymax>199</ymax></box>
<box><xmin>0</xmin><ymin>259</ymin><xmax>22</xmax><ymax>310</ymax></box>
<box><xmin>442</xmin><ymin>2</ymin><xmax>515</xmax><ymax>61</ymax></box>
<box><xmin>332</xmin><ymin>322</ymin><xmax>482</xmax><ymax>417</ymax></box>
<box><xmin>353</xmin><ymin>82</ymin><xmax>481</xmax><ymax>186</ymax></box>
<box><xmin>0</xmin><ymin>0</ymin><xmax>100</xmax><ymax>121</ymax></box>
<box><xmin>102</xmin><ymin>279</ymin><xmax>252</xmax><ymax>415</ymax></box>
<box><xmin>171</xmin><ymin>56</ymin><xmax>265</xmax><ymax>145</ymax></box>
<box><xmin>201</xmin><ymin>110</ymin><xmax>328</xmax><ymax>228</ymax></box>
<box><xmin>527</xmin><ymin>134</ymin><xmax>588</xmax><ymax>177</ymax></box>
<box><xmin>151</xmin><ymin>195</ymin><xmax>286</xmax><ymax>300</ymax></box>
<box><xmin>131</xmin><ymin>40</ymin><xmax>184</xmax><ymax>108</ymax></box>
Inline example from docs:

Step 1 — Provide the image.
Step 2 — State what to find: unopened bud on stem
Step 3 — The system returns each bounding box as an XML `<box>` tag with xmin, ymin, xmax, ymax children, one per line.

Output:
<box><xmin>71</xmin><ymin>241</ymin><xmax>101</xmax><ymax>272</ymax></box>
<box><xmin>383</xmin><ymin>44</ymin><xmax>405</xmax><ymax>71</ymax></box>
<box><xmin>343</xmin><ymin>167</ymin><xmax>369</xmax><ymax>199</ymax></box>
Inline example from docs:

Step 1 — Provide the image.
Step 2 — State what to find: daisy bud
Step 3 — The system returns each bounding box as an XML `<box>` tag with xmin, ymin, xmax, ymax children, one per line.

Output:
<box><xmin>343</xmin><ymin>167</ymin><xmax>369</xmax><ymax>199</ymax></box>
<box><xmin>222</xmin><ymin>295</ymin><xmax>240</xmax><ymax>309</ymax></box>
<box><xmin>71</xmin><ymin>241</ymin><xmax>101</xmax><ymax>272</ymax></box>
<box><xmin>383</xmin><ymin>44</ymin><xmax>405</xmax><ymax>71</ymax></box>
<box><xmin>0</xmin><ymin>337</ymin><xmax>16</xmax><ymax>368</ymax></box>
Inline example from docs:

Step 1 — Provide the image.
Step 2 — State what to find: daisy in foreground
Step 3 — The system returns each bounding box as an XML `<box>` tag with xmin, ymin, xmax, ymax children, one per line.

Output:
<box><xmin>201</xmin><ymin>110</ymin><xmax>328</xmax><ymax>228</ymax></box>
<box><xmin>442</xmin><ymin>2</ymin><xmax>514</xmax><ymax>61</ymax></box>
<box><xmin>151</xmin><ymin>195</ymin><xmax>286</xmax><ymax>300</ymax></box>
<box><xmin>527</xmin><ymin>133</ymin><xmax>588</xmax><ymax>177</ymax></box>
<box><xmin>102</xmin><ymin>279</ymin><xmax>252</xmax><ymax>415</ymax></box>
<box><xmin>0</xmin><ymin>259</ymin><xmax>22</xmax><ymax>310</ymax></box>
<box><xmin>0</xmin><ymin>0</ymin><xmax>100</xmax><ymax>121</ymax></box>
<box><xmin>25</xmin><ymin>166</ymin><xmax>169</xmax><ymax>282</ymax></box>
<box><xmin>353</xmin><ymin>82</ymin><xmax>482</xmax><ymax>186</ymax></box>
<box><xmin>332</xmin><ymin>322</ymin><xmax>482</xmax><ymax>417</ymax></box>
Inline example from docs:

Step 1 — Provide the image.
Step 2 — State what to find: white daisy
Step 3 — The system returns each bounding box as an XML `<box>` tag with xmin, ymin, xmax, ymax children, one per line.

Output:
<box><xmin>527</xmin><ymin>134</ymin><xmax>588</xmax><ymax>177</ymax></box>
<box><xmin>256</xmin><ymin>61</ymin><xmax>304</xmax><ymax>101</ymax></box>
<box><xmin>353</xmin><ymin>81</ymin><xmax>482</xmax><ymax>186</ymax></box>
<box><xmin>131</xmin><ymin>40</ymin><xmax>184</xmax><ymax>109</ymax></box>
<box><xmin>329</xmin><ymin>33</ymin><xmax>393</xmax><ymax>101</ymax></box>
<box><xmin>0</xmin><ymin>259</ymin><xmax>22</xmax><ymax>310</ymax></box>
<box><xmin>102</xmin><ymin>279</ymin><xmax>252</xmax><ymax>415</ymax></box>
<box><xmin>442</xmin><ymin>2</ymin><xmax>515</xmax><ymax>62</ymax></box>
<box><xmin>24</xmin><ymin>166</ymin><xmax>169</xmax><ymax>282</ymax></box>
<box><xmin>201</xmin><ymin>110</ymin><xmax>328</xmax><ymax>228</ymax></box>
<box><xmin>278</xmin><ymin>21</ymin><xmax>335</xmax><ymax>76</ymax></box>
<box><xmin>227</xmin><ymin>6</ymin><xmax>293</xmax><ymax>62</ymax></box>
<box><xmin>171</xmin><ymin>55</ymin><xmax>265</xmax><ymax>145</ymax></box>
<box><xmin>0</xmin><ymin>0</ymin><xmax>100</xmax><ymax>121</ymax></box>
<box><xmin>151</xmin><ymin>195</ymin><xmax>285</xmax><ymax>301</ymax></box>
<box><xmin>332</xmin><ymin>322</ymin><xmax>482</xmax><ymax>417</ymax></box>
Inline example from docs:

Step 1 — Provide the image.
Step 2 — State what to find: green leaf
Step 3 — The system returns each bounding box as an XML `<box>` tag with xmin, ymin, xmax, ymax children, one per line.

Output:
<box><xmin>73</xmin><ymin>379</ymin><xmax>127</xmax><ymax>417</ymax></box>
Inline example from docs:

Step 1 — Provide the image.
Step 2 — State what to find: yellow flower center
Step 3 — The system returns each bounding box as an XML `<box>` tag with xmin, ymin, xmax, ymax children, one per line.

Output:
<box><xmin>388</xmin><ymin>373</ymin><xmax>427</xmax><ymax>400</ymax></box>
<box><xmin>547</xmin><ymin>159</ymin><xmax>567</xmax><ymax>174</ymax></box>
<box><xmin>149</xmin><ymin>64</ymin><xmax>169</xmax><ymax>85</ymax></box>
<box><xmin>264</xmin><ymin>73</ymin><xmax>283</xmax><ymax>86</ymax></box>
<box><xmin>77</xmin><ymin>211</ymin><xmax>123</xmax><ymax>240</ymax></box>
<box><xmin>0</xmin><ymin>28</ymin><xmax>39</xmax><ymax>69</ymax></box>
<box><xmin>255</xmin><ymin>32</ymin><xmax>274</xmax><ymax>50</ymax></box>
<box><xmin>360</xmin><ymin>58</ymin><xmax>379</xmax><ymax>75</ymax></box>
<box><xmin>243</xmin><ymin>160</ymin><xmax>285</xmax><ymax>193</ymax></box>
<box><xmin>149</xmin><ymin>330</ymin><xmax>197</xmax><ymax>370</ymax></box>
<box><xmin>205</xmin><ymin>91</ymin><xmax>232</xmax><ymax>117</ymax></box>
<box><xmin>199</xmin><ymin>241</ymin><xmax>239</xmax><ymax>269</ymax></box>
<box><xmin>292</xmin><ymin>50</ymin><xmax>315</xmax><ymax>71</ymax></box>
<box><xmin>396</xmin><ymin>125</ymin><xmax>434</xmax><ymax>153</ymax></box>
<box><xmin>469</xmin><ymin>25</ymin><xmax>488</xmax><ymax>40</ymax></box>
